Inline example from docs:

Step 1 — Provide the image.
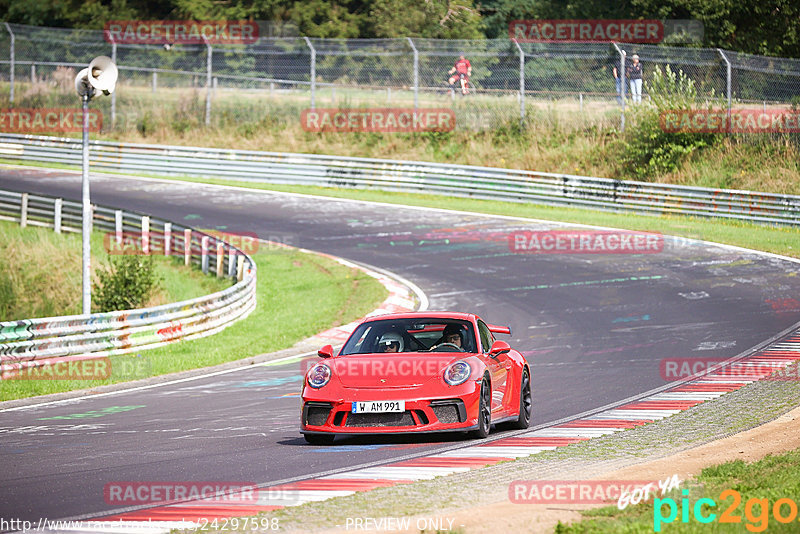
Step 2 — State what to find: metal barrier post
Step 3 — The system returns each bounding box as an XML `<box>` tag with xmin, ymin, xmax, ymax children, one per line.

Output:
<box><xmin>81</xmin><ymin>94</ymin><xmax>91</xmax><ymax>314</ymax></box>
<box><xmin>54</xmin><ymin>198</ymin><xmax>62</xmax><ymax>233</ymax></box>
<box><xmin>512</xmin><ymin>39</ymin><xmax>525</xmax><ymax>125</ymax></box>
<box><xmin>110</xmin><ymin>41</ymin><xmax>117</xmax><ymax>127</ymax></box>
<box><xmin>205</xmin><ymin>42</ymin><xmax>212</xmax><ymax>126</ymax></box>
<box><xmin>612</xmin><ymin>43</ymin><xmax>626</xmax><ymax>131</ymax></box>
<box><xmin>304</xmin><ymin>37</ymin><xmax>316</xmax><ymax>109</ymax></box>
<box><xmin>20</xmin><ymin>192</ymin><xmax>27</xmax><ymax>228</ymax></box>
<box><xmin>407</xmin><ymin>38</ymin><xmax>418</xmax><ymax>110</ymax></box>
<box><xmin>152</xmin><ymin>71</ymin><xmax>157</xmax><ymax>93</ymax></box>
<box><xmin>4</xmin><ymin>23</ymin><xmax>14</xmax><ymax>103</ymax></box>
<box><xmin>717</xmin><ymin>48</ymin><xmax>732</xmax><ymax>132</ymax></box>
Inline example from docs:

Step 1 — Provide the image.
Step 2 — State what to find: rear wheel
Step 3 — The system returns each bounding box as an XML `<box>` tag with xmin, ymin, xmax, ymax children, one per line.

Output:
<box><xmin>510</xmin><ymin>367</ymin><xmax>532</xmax><ymax>429</ymax></box>
<box><xmin>470</xmin><ymin>375</ymin><xmax>491</xmax><ymax>439</ymax></box>
<box><xmin>304</xmin><ymin>433</ymin><xmax>335</xmax><ymax>445</ymax></box>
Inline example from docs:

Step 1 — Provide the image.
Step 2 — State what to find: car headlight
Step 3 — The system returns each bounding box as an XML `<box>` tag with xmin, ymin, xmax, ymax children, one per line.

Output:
<box><xmin>443</xmin><ymin>361</ymin><xmax>471</xmax><ymax>386</ymax></box>
<box><xmin>307</xmin><ymin>363</ymin><xmax>331</xmax><ymax>388</ymax></box>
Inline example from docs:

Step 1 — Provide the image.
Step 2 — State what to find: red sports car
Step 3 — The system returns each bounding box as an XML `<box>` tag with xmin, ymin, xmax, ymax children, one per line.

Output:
<box><xmin>300</xmin><ymin>312</ymin><xmax>531</xmax><ymax>445</ymax></box>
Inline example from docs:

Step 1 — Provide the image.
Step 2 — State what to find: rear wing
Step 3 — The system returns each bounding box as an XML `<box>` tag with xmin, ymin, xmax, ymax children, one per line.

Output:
<box><xmin>488</xmin><ymin>324</ymin><xmax>512</xmax><ymax>335</ymax></box>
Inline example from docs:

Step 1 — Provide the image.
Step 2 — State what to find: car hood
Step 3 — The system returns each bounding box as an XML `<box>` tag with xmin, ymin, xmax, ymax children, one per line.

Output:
<box><xmin>331</xmin><ymin>353</ymin><xmax>472</xmax><ymax>388</ymax></box>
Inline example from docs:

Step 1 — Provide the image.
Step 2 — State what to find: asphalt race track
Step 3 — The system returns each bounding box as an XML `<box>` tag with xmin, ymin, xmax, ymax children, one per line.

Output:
<box><xmin>2</xmin><ymin>167</ymin><xmax>800</xmax><ymax>523</ymax></box>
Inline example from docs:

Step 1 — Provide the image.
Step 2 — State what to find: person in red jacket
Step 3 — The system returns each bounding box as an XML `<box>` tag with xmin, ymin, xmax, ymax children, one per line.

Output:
<box><xmin>448</xmin><ymin>54</ymin><xmax>472</xmax><ymax>95</ymax></box>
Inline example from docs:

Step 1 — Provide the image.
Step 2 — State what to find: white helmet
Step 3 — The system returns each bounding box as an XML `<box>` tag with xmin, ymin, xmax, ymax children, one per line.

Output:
<box><xmin>378</xmin><ymin>332</ymin><xmax>403</xmax><ymax>352</ymax></box>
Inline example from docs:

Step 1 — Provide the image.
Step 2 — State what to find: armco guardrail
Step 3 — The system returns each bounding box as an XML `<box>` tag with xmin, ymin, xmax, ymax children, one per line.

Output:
<box><xmin>0</xmin><ymin>188</ymin><xmax>257</xmax><ymax>375</ymax></box>
<box><xmin>1</xmin><ymin>133</ymin><xmax>799</xmax><ymax>226</ymax></box>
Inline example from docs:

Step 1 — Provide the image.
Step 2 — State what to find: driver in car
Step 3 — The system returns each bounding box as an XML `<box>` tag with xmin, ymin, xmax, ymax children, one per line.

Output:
<box><xmin>431</xmin><ymin>324</ymin><xmax>464</xmax><ymax>351</ymax></box>
<box><xmin>378</xmin><ymin>332</ymin><xmax>403</xmax><ymax>353</ymax></box>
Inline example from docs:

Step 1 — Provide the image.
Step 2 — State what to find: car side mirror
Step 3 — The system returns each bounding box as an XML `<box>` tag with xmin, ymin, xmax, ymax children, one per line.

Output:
<box><xmin>489</xmin><ymin>340</ymin><xmax>511</xmax><ymax>357</ymax></box>
<box><xmin>318</xmin><ymin>345</ymin><xmax>334</xmax><ymax>359</ymax></box>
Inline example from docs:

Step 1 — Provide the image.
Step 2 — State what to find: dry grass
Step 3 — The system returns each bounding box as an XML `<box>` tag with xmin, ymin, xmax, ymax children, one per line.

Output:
<box><xmin>2</xmin><ymin>80</ymin><xmax>798</xmax><ymax>194</ymax></box>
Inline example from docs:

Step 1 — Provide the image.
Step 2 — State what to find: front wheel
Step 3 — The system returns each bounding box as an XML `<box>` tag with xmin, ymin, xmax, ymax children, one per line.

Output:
<box><xmin>304</xmin><ymin>433</ymin><xmax>335</xmax><ymax>445</ymax></box>
<box><xmin>510</xmin><ymin>367</ymin><xmax>532</xmax><ymax>429</ymax></box>
<box><xmin>470</xmin><ymin>376</ymin><xmax>491</xmax><ymax>439</ymax></box>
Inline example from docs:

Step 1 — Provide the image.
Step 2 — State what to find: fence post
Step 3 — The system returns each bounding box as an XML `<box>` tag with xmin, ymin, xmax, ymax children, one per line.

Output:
<box><xmin>304</xmin><ymin>37</ymin><xmax>316</xmax><ymax>109</ymax></box>
<box><xmin>164</xmin><ymin>222</ymin><xmax>171</xmax><ymax>256</ymax></box>
<box><xmin>612</xmin><ymin>42</ymin><xmax>626</xmax><ymax>131</ymax></box>
<box><xmin>228</xmin><ymin>247</ymin><xmax>236</xmax><ymax>277</ymax></box>
<box><xmin>4</xmin><ymin>23</ymin><xmax>14</xmax><ymax>103</ymax></box>
<box><xmin>115</xmin><ymin>210</ymin><xmax>123</xmax><ymax>244</ymax></box>
<box><xmin>205</xmin><ymin>42</ymin><xmax>212</xmax><ymax>126</ymax></box>
<box><xmin>512</xmin><ymin>39</ymin><xmax>525</xmax><ymax>125</ymax></box>
<box><xmin>184</xmin><ymin>228</ymin><xmax>192</xmax><ymax>266</ymax></box>
<box><xmin>54</xmin><ymin>198</ymin><xmax>62</xmax><ymax>233</ymax></box>
<box><xmin>717</xmin><ymin>48</ymin><xmax>732</xmax><ymax>132</ymax></box>
<box><xmin>201</xmin><ymin>235</ymin><xmax>210</xmax><ymax>273</ymax></box>
<box><xmin>152</xmin><ymin>70</ymin><xmax>157</xmax><ymax>93</ymax></box>
<box><xmin>31</xmin><ymin>64</ymin><xmax>35</xmax><ymax>83</ymax></box>
<box><xmin>110</xmin><ymin>40</ymin><xmax>117</xmax><ymax>127</ymax></box>
<box><xmin>141</xmin><ymin>215</ymin><xmax>150</xmax><ymax>255</ymax></box>
<box><xmin>215</xmin><ymin>241</ymin><xmax>224</xmax><ymax>277</ymax></box>
<box><xmin>407</xmin><ymin>38</ymin><xmax>418</xmax><ymax>110</ymax></box>
<box><xmin>20</xmin><ymin>192</ymin><xmax>27</xmax><ymax>228</ymax></box>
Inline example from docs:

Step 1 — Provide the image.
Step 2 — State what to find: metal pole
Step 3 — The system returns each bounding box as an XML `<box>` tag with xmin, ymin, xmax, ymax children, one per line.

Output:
<box><xmin>152</xmin><ymin>70</ymin><xmax>157</xmax><ymax>93</ymax></box>
<box><xmin>717</xmin><ymin>49</ymin><xmax>732</xmax><ymax>132</ymax></box>
<box><xmin>512</xmin><ymin>39</ymin><xmax>525</xmax><ymax>124</ymax></box>
<box><xmin>205</xmin><ymin>43</ymin><xmax>212</xmax><ymax>126</ymax></box>
<box><xmin>304</xmin><ymin>37</ymin><xmax>316</xmax><ymax>109</ymax></box>
<box><xmin>81</xmin><ymin>94</ymin><xmax>91</xmax><ymax>314</ymax></box>
<box><xmin>111</xmin><ymin>41</ymin><xmax>117</xmax><ymax>127</ymax></box>
<box><xmin>612</xmin><ymin>42</ymin><xmax>626</xmax><ymax>131</ymax></box>
<box><xmin>4</xmin><ymin>23</ymin><xmax>14</xmax><ymax>103</ymax></box>
<box><xmin>407</xmin><ymin>38</ymin><xmax>418</xmax><ymax>110</ymax></box>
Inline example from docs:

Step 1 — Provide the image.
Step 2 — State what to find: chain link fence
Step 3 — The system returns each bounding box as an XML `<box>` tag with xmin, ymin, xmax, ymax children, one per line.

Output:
<box><xmin>0</xmin><ymin>22</ymin><xmax>799</xmax><ymax>133</ymax></box>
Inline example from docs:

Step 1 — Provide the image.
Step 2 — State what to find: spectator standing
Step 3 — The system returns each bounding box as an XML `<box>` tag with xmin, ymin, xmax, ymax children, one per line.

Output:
<box><xmin>627</xmin><ymin>54</ymin><xmax>642</xmax><ymax>104</ymax></box>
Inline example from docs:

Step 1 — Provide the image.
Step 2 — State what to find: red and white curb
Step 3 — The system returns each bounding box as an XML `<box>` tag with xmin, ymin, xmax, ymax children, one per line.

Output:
<box><xmin>47</xmin><ymin>332</ymin><xmax>800</xmax><ymax>533</ymax></box>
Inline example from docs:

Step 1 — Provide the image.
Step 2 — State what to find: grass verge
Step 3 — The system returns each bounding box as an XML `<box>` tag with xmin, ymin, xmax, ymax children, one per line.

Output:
<box><xmin>558</xmin><ymin>449</ymin><xmax>800</xmax><ymax>533</ymax></box>
<box><xmin>0</xmin><ymin>234</ymin><xmax>388</xmax><ymax>401</ymax></box>
<box><xmin>0</xmin><ymin>218</ymin><xmax>229</xmax><ymax>320</ymax></box>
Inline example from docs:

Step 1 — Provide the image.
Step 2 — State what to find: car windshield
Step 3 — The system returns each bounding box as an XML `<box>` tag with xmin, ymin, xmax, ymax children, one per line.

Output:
<box><xmin>340</xmin><ymin>318</ymin><xmax>478</xmax><ymax>355</ymax></box>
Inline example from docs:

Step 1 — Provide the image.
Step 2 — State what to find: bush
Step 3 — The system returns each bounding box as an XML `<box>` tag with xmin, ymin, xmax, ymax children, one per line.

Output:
<box><xmin>621</xmin><ymin>65</ymin><xmax>723</xmax><ymax>180</ymax></box>
<box><xmin>93</xmin><ymin>255</ymin><xmax>161</xmax><ymax>312</ymax></box>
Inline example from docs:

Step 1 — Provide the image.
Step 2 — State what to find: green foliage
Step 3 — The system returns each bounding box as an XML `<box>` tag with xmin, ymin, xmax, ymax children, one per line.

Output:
<box><xmin>137</xmin><ymin>111</ymin><xmax>156</xmax><ymax>137</ymax></box>
<box><xmin>371</xmin><ymin>0</ymin><xmax>483</xmax><ymax>38</ymax></box>
<box><xmin>621</xmin><ymin>65</ymin><xmax>722</xmax><ymax>179</ymax></box>
<box><xmin>93</xmin><ymin>255</ymin><xmax>161</xmax><ymax>312</ymax></box>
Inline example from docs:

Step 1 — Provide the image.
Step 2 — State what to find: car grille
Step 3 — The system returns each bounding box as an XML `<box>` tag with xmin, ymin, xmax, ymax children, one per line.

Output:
<box><xmin>304</xmin><ymin>402</ymin><xmax>332</xmax><ymax>426</ymax></box>
<box><xmin>345</xmin><ymin>411</ymin><xmax>416</xmax><ymax>427</ymax></box>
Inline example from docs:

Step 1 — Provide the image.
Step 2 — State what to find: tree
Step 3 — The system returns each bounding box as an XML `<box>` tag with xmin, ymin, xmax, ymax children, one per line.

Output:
<box><xmin>370</xmin><ymin>0</ymin><xmax>483</xmax><ymax>38</ymax></box>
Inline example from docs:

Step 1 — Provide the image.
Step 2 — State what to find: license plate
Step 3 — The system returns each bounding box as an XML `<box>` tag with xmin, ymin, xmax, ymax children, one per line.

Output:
<box><xmin>351</xmin><ymin>401</ymin><xmax>405</xmax><ymax>413</ymax></box>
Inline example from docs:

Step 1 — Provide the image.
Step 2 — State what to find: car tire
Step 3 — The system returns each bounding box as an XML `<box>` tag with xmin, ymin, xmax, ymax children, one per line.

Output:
<box><xmin>510</xmin><ymin>366</ymin><xmax>532</xmax><ymax>429</ymax></box>
<box><xmin>470</xmin><ymin>375</ymin><xmax>491</xmax><ymax>439</ymax></box>
<box><xmin>304</xmin><ymin>433</ymin><xmax>335</xmax><ymax>445</ymax></box>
